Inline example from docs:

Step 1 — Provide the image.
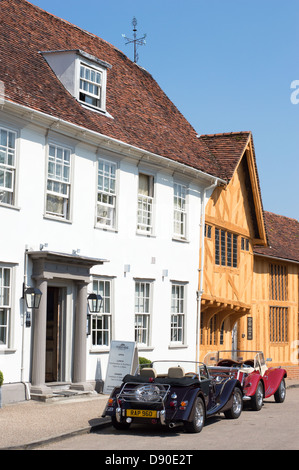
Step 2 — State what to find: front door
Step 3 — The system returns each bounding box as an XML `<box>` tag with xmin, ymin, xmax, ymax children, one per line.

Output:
<box><xmin>46</xmin><ymin>287</ymin><xmax>61</xmax><ymax>382</ymax></box>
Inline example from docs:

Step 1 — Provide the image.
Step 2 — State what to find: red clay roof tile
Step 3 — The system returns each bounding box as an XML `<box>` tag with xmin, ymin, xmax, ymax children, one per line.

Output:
<box><xmin>0</xmin><ymin>0</ymin><xmax>223</xmax><ymax>179</ymax></box>
<box><xmin>254</xmin><ymin>212</ymin><xmax>299</xmax><ymax>263</ymax></box>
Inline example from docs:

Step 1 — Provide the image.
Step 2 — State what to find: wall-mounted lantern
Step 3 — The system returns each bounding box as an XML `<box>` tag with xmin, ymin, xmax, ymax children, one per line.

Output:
<box><xmin>87</xmin><ymin>293</ymin><xmax>103</xmax><ymax>335</ymax></box>
<box><xmin>23</xmin><ymin>287</ymin><xmax>43</xmax><ymax>328</ymax></box>
<box><xmin>24</xmin><ymin>287</ymin><xmax>42</xmax><ymax>309</ymax></box>
<box><xmin>87</xmin><ymin>293</ymin><xmax>103</xmax><ymax>314</ymax></box>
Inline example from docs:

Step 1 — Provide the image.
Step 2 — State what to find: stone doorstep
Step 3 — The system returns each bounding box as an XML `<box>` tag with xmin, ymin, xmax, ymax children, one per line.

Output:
<box><xmin>30</xmin><ymin>382</ymin><xmax>97</xmax><ymax>403</ymax></box>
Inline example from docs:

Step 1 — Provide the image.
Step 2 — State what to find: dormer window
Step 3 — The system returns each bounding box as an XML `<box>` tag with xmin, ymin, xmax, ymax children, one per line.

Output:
<box><xmin>79</xmin><ymin>63</ymin><xmax>105</xmax><ymax>110</ymax></box>
<box><xmin>40</xmin><ymin>49</ymin><xmax>111</xmax><ymax>114</ymax></box>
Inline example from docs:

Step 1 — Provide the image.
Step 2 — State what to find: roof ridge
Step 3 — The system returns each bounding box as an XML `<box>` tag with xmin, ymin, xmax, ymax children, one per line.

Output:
<box><xmin>264</xmin><ymin>211</ymin><xmax>299</xmax><ymax>223</ymax></box>
<box><xmin>200</xmin><ymin>131</ymin><xmax>251</xmax><ymax>138</ymax></box>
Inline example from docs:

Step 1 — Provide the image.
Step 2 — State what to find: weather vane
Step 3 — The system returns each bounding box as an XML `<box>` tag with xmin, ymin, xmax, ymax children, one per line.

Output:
<box><xmin>122</xmin><ymin>17</ymin><xmax>146</xmax><ymax>63</ymax></box>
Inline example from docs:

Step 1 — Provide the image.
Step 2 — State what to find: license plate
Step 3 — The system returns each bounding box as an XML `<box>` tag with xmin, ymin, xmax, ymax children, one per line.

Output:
<box><xmin>126</xmin><ymin>409</ymin><xmax>157</xmax><ymax>418</ymax></box>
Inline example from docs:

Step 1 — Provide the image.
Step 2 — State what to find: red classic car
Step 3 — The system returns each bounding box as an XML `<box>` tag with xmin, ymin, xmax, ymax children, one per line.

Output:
<box><xmin>204</xmin><ymin>350</ymin><xmax>287</xmax><ymax>410</ymax></box>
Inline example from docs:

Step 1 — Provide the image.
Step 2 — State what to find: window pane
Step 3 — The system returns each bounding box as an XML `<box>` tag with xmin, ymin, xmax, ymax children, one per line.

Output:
<box><xmin>227</xmin><ymin>232</ymin><xmax>232</xmax><ymax>266</ymax></box>
<box><xmin>215</xmin><ymin>228</ymin><xmax>220</xmax><ymax>265</ymax></box>
<box><xmin>221</xmin><ymin>230</ymin><xmax>226</xmax><ymax>266</ymax></box>
<box><xmin>0</xmin><ymin>308</ymin><xmax>7</xmax><ymax>346</ymax></box>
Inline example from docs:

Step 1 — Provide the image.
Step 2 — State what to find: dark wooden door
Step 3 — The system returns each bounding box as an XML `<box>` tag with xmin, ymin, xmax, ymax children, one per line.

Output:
<box><xmin>46</xmin><ymin>287</ymin><xmax>60</xmax><ymax>382</ymax></box>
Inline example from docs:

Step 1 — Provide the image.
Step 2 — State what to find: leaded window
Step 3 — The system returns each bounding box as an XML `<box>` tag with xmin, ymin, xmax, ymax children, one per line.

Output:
<box><xmin>215</xmin><ymin>228</ymin><xmax>238</xmax><ymax>268</ymax></box>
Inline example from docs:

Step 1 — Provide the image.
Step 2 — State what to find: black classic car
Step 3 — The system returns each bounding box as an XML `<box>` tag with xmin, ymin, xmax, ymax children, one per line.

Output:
<box><xmin>102</xmin><ymin>360</ymin><xmax>243</xmax><ymax>433</ymax></box>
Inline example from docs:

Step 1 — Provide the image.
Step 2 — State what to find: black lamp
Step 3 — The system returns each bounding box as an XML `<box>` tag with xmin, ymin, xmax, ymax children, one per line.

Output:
<box><xmin>87</xmin><ymin>293</ymin><xmax>103</xmax><ymax>314</ymax></box>
<box><xmin>87</xmin><ymin>293</ymin><xmax>103</xmax><ymax>336</ymax></box>
<box><xmin>24</xmin><ymin>287</ymin><xmax>42</xmax><ymax>309</ymax></box>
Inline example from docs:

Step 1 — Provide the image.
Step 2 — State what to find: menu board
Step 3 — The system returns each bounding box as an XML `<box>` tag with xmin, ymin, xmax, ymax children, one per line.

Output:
<box><xmin>103</xmin><ymin>341</ymin><xmax>138</xmax><ymax>394</ymax></box>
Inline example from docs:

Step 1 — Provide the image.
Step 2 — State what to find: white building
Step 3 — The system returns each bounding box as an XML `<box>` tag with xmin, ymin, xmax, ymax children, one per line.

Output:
<box><xmin>0</xmin><ymin>0</ymin><xmax>223</xmax><ymax>403</ymax></box>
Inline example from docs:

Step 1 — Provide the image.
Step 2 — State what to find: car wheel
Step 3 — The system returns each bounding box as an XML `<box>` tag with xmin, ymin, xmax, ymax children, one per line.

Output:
<box><xmin>274</xmin><ymin>378</ymin><xmax>286</xmax><ymax>403</ymax></box>
<box><xmin>111</xmin><ymin>416</ymin><xmax>131</xmax><ymax>430</ymax></box>
<box><xmin>184</xmin><ymin>396</ymin><xmax>205</xmax><ymax>433</ymax></box>
<box><xmin>224</xmin><ymin>387</ymin><xmax>243</xmax><ymax>419</ymax></box>
<box><xmin>251</xmin><ymin>381</ymin><xmax>263</xmax><ymax>411</ymax></box>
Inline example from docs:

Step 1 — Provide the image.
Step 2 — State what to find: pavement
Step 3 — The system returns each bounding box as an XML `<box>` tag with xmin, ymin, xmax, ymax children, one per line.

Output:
<box><xmin>0</xmin><ymin>392</ymin><xmax>111</xmax><ymax>450</ymax></box>
<box><xmin>0</xmin><ymin>379</ymin><xmax>299</xmax><ymax>450</ymax></box>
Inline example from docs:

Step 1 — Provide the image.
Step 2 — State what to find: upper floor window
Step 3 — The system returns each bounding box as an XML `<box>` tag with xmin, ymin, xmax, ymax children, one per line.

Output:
<box><xmin>97</xmin><ymin>159</ymin><xmax>117</xmax><ymax>228</ymax></box>
<box><xmin>270</xmin><ymin>264</ymin><xmax>287</xmax><ymax>301</ymax></box>
<box><xmin>46</xmin><ymin>143</ymin><xmax>71</xmax><ymax>220</ymax></box>
<box><xmin>137</xmin><ymin>173</ymin><xmax>154</xmax><ymax>234</ymax></box>
<box><xmin>241</xmin><ymin>237</ymin><xmax>250</xmax><ymax>251</ymax></box>
<box><xmin>173</xmin><ymin>183</ymin><xmax>187</xmax><ymax>239</ymax></box>
<box><xmin>215</xmin><ymin>228</ymin><xmax>238</xmax><ymax>268</ymax></box>
<box><xmin>0</xmin><ymin>266</ymin><xmax>11</xmax><ymax>348</ymax></box>
<box><xmin>0</xmin><ymin>127</ymin><xmax>16</xmax><ymax>206</ymax></box>
<box><xmin>79</xmin><ymin>63</ymin><xmax>104</xmax><ymax>110</ymax></box>
<box><xmin>205</xmin><ymin>224</ymin><xmax>212</xmax><ymax>239</ymax></box>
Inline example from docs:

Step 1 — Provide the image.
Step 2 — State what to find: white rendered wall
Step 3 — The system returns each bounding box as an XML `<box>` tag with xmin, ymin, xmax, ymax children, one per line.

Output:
<box><xmin>0</xmin><ymin>111</ymin><xmax>207</xmax><ymax>387</ymax></box>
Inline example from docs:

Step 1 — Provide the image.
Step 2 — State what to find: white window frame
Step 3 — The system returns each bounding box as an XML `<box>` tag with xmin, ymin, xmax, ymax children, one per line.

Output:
<box><xmin>0</xmin><ymin>266</ymin><xmax>11</xmax><ymax>349</ymax></box>
<box><xmin>79</xmin><ymin>61</ymin><xmax>107</xmax><ymax>112</ymax></box>
<box><xmin>170</xmin><ymin>283</ymin><xmax>186</xmax><ymax>344</ymax></box>
<box><xmin>91</xmin><ymin>278</ymin><xmax>112</xmax><ymax>348</ymax></box>
<box><xmin>96</xmin><ymin>158</ymin><xmax>117</xmax><ymax>229</ymax></box>
<box><xmin>173</xmin><ymin>182</ymin><xmax>187</xmax><ymax>239</ymax></box>
<box><xmin>46</xmin><ymin>143</ymin><xmax>72</xmax><ymax>220</ymax></box>
<box><xmin>0</xmin><ymin>127</ymin><xmax>17</xmax><ymax>206</ymax></box>
<box><xmin>134</xmin><ymin>280</ymin><xmax>152</xmax><ymax>347</ymax></box>
<box><xmin>137</xmin><ymin>173</ymin><xmax>154</xmax><ymax>234</ymax></box>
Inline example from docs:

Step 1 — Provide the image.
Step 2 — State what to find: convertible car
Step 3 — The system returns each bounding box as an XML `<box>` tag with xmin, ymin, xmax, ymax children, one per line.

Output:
<box><xmin>102</xmin><ymin>360</ymin><xmax>243</xmax><ymax>433</ymax></box>
<box><xmin>204</xmin><ymin>350</ymin><xmax>287</xmax><ymax>411</ymax></box>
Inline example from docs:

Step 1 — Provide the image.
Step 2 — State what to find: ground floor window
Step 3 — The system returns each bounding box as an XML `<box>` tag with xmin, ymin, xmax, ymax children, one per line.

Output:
<box><xmin>170</xmin><ymin>283</ymin><xmax>185</xmax><ymax>343</ymax></box>
<box><xmin>269</xmin><ymin>306</ymin><xmax>288</xmax><ymax>343</ymax></box>
<box><xmin>134</xmin><ymin>281</ymin><xmax>151</xmax><ymax>347</ymax></box>
<box><xmin>91</xmin><ymin>278</ymin><xmax>112</xmax><ymax>347</ymax></box>
<box><xmin>209</xmin><ymin>315</ymin><xmax>217</xmax><ymax>345</ymax></box>
<box><xmin>0</xmin><ymin>266</ymin><xmax>11</xmax><ymax>348</ymax></box>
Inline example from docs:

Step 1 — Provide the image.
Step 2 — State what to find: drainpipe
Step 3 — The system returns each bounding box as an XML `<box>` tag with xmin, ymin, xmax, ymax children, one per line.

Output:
<box><xmin>196</xmin><ymin>179</ymin><xmax>219</xmax><ymax>362</ymax></box>
<box><xmin>20</xmin><ymin>247</ymin><xmax>31</xmax><ymax>400</ymax></box>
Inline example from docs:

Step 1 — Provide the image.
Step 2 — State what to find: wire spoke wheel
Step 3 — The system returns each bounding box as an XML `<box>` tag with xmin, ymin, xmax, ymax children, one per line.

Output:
<box><xmin>184</xmin><ymin>396</ymin><xmax>205</xmax><ymax>433</ymax></box>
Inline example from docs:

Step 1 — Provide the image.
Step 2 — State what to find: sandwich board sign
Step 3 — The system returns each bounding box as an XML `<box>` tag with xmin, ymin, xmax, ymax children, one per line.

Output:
<box><xmin>103</xmin><ymin>340</ymin><xmax>138</xmax><ymax>394</ymax></box>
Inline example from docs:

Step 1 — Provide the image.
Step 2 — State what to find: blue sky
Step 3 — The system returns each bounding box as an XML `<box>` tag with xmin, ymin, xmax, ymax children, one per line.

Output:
<box><xmin>30</xmin><ymin>0</ymin><xmax>298</xmax><ymax>219</ymax></box>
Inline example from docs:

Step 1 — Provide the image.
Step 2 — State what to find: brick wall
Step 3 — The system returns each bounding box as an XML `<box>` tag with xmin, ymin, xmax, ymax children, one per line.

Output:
<box><xmin>283</xmin><ymin>366</ymin><xmax>299</xmax><ymax>379</ymax></box>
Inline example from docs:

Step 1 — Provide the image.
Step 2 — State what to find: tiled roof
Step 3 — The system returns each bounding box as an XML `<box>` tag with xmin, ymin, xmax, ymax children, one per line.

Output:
<box><xmin>0</xmin><ymin>0</ymin><xmax>225</xmax><ymax>179</ymax></box>
<box><xmin>199</xmin><ymin>131</ymin><xmax>268</xmax><ymax>243</ymax></box>
<box><xmin>254</xmin><ymin>212</ymin><xmax>299</xmax><ymax>263</ymax></box>
<box><xmin>199</xmin><ymin>132</ymin><xmax>251</xmax><ymax>181</ymax></box>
